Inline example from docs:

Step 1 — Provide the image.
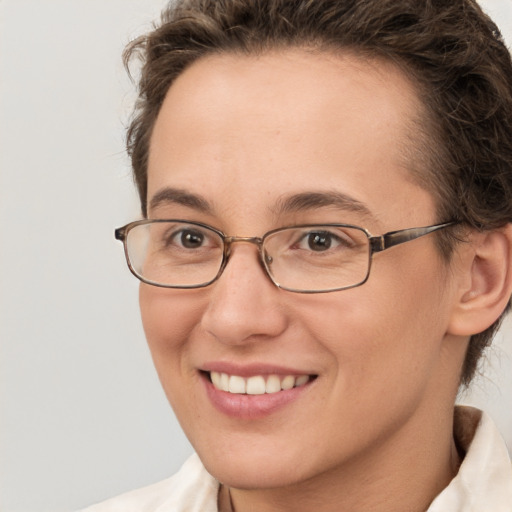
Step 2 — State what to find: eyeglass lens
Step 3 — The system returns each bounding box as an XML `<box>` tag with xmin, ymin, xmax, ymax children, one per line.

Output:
<box><xmin>125</xmin><ymin>221</ymin><xmax>371</xmax><ymax>292</ymax></box>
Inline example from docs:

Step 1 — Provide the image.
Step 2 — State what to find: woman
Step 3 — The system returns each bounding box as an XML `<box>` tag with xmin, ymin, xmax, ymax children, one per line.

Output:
<box><xmin>84</xmin><ymin>0</ymin><xmax>512</xmax><ymax>510</ymax></box>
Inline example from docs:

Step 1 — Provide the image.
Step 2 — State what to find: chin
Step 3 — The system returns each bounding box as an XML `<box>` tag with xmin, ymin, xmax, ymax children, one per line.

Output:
<box><xmin>203</xmin><ymin>458</ymin><xmax>303</xmax><ymax>490</ymax></box>
<box><xmin>193</xmin><ymin>435</ymin><xmax>326</xmax><ymax>490</ymax></box>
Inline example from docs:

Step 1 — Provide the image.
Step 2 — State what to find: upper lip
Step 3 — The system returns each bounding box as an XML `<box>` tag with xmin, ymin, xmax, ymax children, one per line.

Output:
<box><xmin>201</xmin><ymin>361</ymin><xmax>316</xmax><ymax>377</ymax></box>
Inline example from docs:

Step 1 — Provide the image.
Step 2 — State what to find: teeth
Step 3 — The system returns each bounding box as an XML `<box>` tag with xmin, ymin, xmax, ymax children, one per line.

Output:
<box><xmin>228</xmin><ymin>375</ymin><xmax>246</xmax><ymax>394</ymax></box>
<box><xmin>265</xmin><ymin>375</ymin><xmax>281</xmax><ymax>394</ymax></box>
<box><xmin>281</xmin><ymin>375</ymin><xmax>295</xmax><ymax>390</ymax></box>
<box><xmin>209</xmin><ymin>372</ymin><xmax>311</xmax><ymax>395</ymax></box>
<box><xmin>295</xmin><ymin>375</ymin><xmax>309</xmax><ymax>387</ymax></box>
<box><xmin>211</xmin><ymin>371</ymin><xmax>222</xmax><ymax>389</ymax></box>
<box><xmin>220</xmin><ymin>372</ymin><xmax>229</xmax><ymax>391</ymax></box>
<box><xmin>246</xmin><ymin>376</ymin><xmax>266</xmax><ymax>395</ymax></box>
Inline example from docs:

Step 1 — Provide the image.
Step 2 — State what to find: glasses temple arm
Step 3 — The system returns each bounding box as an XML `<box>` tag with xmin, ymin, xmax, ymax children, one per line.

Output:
<box><xmin>370</xmin><ymin>222</ymin><xmax>456</xmax><ymax>253</ymax></box>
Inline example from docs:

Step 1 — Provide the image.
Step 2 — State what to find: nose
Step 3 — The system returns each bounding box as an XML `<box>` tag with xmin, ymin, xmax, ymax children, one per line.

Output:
<box><xmin>200</xmin><ymin>243</ymin><xmax>288</xmax><ymax>346</ymax></box>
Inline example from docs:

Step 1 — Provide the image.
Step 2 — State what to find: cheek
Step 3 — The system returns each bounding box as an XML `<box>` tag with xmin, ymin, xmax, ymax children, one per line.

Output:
<box><xmin>299</xmin><ymin>254</ymin><xmax>450</xmax><ymax>395</ymax></box>
<box><xmin>138</xmin><ymin>285</ymin><xmax>207</xmax><ymax>383</ymax></box>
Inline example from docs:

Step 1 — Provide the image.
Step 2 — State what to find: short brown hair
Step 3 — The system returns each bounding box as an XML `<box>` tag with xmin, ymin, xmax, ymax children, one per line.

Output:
<box><xmin>124</xmin><ymin>0</ymin><xmax>512</xmax><ymax>386</ymax></box>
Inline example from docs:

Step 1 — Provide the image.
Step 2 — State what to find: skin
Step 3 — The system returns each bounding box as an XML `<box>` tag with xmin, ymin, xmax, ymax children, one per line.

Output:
<box><xmin>140</xmin><ymin>50</ymin><xmax>474</xmax><ymax>512</ymax></box>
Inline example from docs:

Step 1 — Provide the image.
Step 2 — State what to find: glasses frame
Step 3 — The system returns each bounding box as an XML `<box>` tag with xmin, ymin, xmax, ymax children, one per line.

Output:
<box><xmin>115</xmin><ymin>219</ymin><xmax>456</xmax><ymax>293</ymax></box>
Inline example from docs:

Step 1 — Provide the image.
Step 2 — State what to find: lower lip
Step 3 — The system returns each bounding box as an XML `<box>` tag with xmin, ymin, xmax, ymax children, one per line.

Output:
<box><xmin>202</xmin><ymin>374</ymin><xmax>313</xmax><ymax>419</ymax></box>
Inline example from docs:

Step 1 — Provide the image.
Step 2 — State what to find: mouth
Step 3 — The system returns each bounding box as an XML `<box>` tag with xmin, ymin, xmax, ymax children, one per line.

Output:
<box><xmin>200</xmin><ymin>363</ymin><xmax>318</xmax><ymax>418</ymax></box>
<box><xmin>204</xmin><ymin>371</ymin><xmax>315</xmax><ymax>395</ymax></box>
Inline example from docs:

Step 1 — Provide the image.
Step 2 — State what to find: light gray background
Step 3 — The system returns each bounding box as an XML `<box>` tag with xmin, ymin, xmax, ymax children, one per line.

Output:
<box><xmin>1</xmin><ymin>1</ymin><xmax>511</xmax><ymax>511</ymax></box>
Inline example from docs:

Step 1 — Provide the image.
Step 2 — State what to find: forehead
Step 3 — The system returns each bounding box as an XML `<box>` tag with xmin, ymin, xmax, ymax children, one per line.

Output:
<box><xmin>147</xmin><ymin>50</ymin><xmax>434</xmax><ymax>229</ymax></box>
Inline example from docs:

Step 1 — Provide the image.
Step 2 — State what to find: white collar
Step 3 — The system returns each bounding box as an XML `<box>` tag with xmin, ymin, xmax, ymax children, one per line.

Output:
<box><xmin>427</xmin><ymin>406</ymin><xmax>512</xmax><ymax>511</ymax></box>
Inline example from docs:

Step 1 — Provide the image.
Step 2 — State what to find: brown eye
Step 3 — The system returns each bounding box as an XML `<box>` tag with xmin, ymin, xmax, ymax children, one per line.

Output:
<box><xmin>180</xmin><ymin>230</ymin><xmax>205</xmax><ymax>249</ymax></box>
<box><xmin>307</xmin><ymin>232</ymin><xmax>332</xmax><ymax>251</ymax></box>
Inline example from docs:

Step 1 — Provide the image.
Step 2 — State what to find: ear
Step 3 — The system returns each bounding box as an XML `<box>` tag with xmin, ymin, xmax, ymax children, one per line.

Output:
<box><xmin>447</xmin><ymin>224</ymin><xmax>512</xmax><ymax>336</ymax></box>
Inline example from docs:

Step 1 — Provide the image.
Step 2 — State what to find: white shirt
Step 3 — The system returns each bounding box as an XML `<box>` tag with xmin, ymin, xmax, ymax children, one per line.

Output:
<box><xmin>81</xmin><ymin>407</ymin><xmax>512</xmax><ymax>512</ymax></box>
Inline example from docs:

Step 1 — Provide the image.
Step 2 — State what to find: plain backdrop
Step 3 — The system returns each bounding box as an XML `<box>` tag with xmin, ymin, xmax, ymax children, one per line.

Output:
<box><xmin>1</xmin><ymin>1</ymin><xmax>511</xmax><ymax>511</ymax></box>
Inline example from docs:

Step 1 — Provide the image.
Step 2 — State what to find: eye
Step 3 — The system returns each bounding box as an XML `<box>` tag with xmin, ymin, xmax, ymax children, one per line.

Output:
<box><xmin>297</xmin><ymin>230</ymin><xmax>349</xmax><ymax>252</ymax></box>
<box><xmin>178</xmin><ymin>229</ymin><xmax>205</xmax><ymax>249</ymax></box>
<box><xmin>306</xmin><ymin>232</ymin><xmax>334</xmax><ymax>251</ymax></box>
<box><xmin>158</xmin><ymin>224</ymin><xmax>217</xmax><ymax>251</ymax></box>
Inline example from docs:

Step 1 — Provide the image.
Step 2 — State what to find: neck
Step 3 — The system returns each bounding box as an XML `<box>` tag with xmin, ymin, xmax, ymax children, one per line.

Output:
<box><xmin>222</xmin><ymin>408</ymin><xmax>460</xmax><ymax>512</ymax></box>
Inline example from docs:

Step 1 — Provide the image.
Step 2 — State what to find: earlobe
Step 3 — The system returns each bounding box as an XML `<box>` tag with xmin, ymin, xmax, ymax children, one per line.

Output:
<box><xmin>448</xmin><ymin>224</ymin><xmax>512</xmax><ymax>336</ymax></box>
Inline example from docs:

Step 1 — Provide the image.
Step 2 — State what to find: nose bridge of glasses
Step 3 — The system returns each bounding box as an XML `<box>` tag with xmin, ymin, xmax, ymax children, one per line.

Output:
<box><xmin>222</xmin><ymin>236</ymin><xmax>268</xmax><ymax>268</ymax></box>
<box><xmin>224</xmin><ymin>235</ymin><xmax>263</xmax><ymax>248</ymax></box>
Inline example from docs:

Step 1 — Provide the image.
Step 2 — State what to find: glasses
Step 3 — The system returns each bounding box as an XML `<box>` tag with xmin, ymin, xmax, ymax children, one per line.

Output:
<box><xmin>115</xmin><ymin>219</ymin><xmax>455</xmax><ymax>293</ymax></box>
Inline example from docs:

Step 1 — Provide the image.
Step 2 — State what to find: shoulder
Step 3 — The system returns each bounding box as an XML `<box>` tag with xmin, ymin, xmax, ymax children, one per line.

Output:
<box><xmin>79</xmin><ymin>453</ymin><xmax>219</xmax><ymax>512</ymax></box>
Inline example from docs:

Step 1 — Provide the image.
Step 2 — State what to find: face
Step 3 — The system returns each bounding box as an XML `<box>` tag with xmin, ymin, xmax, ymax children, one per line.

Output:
<box><xmin>140</xmin><ymin>50</ymin><xmax>463</xmax><ymax>490</ymax></box>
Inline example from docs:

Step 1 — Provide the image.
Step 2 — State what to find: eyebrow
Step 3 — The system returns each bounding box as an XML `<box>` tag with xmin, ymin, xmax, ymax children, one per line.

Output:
<box><xmin>273</xmin><ymin>191</ymin><xmax>375</xmax><ymax>219</ymax></box>
<box><xmin>149</xmin><ymin>187</ymin><xmax>213</xmax><ymax>214</ymax></box>
<box><xmin>149</xmin><ymin>187</ymin><xmax>375</xmax><ymax>222</ymax></box>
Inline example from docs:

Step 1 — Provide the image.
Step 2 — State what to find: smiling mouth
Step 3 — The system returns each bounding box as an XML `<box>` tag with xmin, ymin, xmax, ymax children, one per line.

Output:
<box><xmin>206</xmin><ymin>371</ymin><xmax>315</xmax><ymax>395</ymax></box>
